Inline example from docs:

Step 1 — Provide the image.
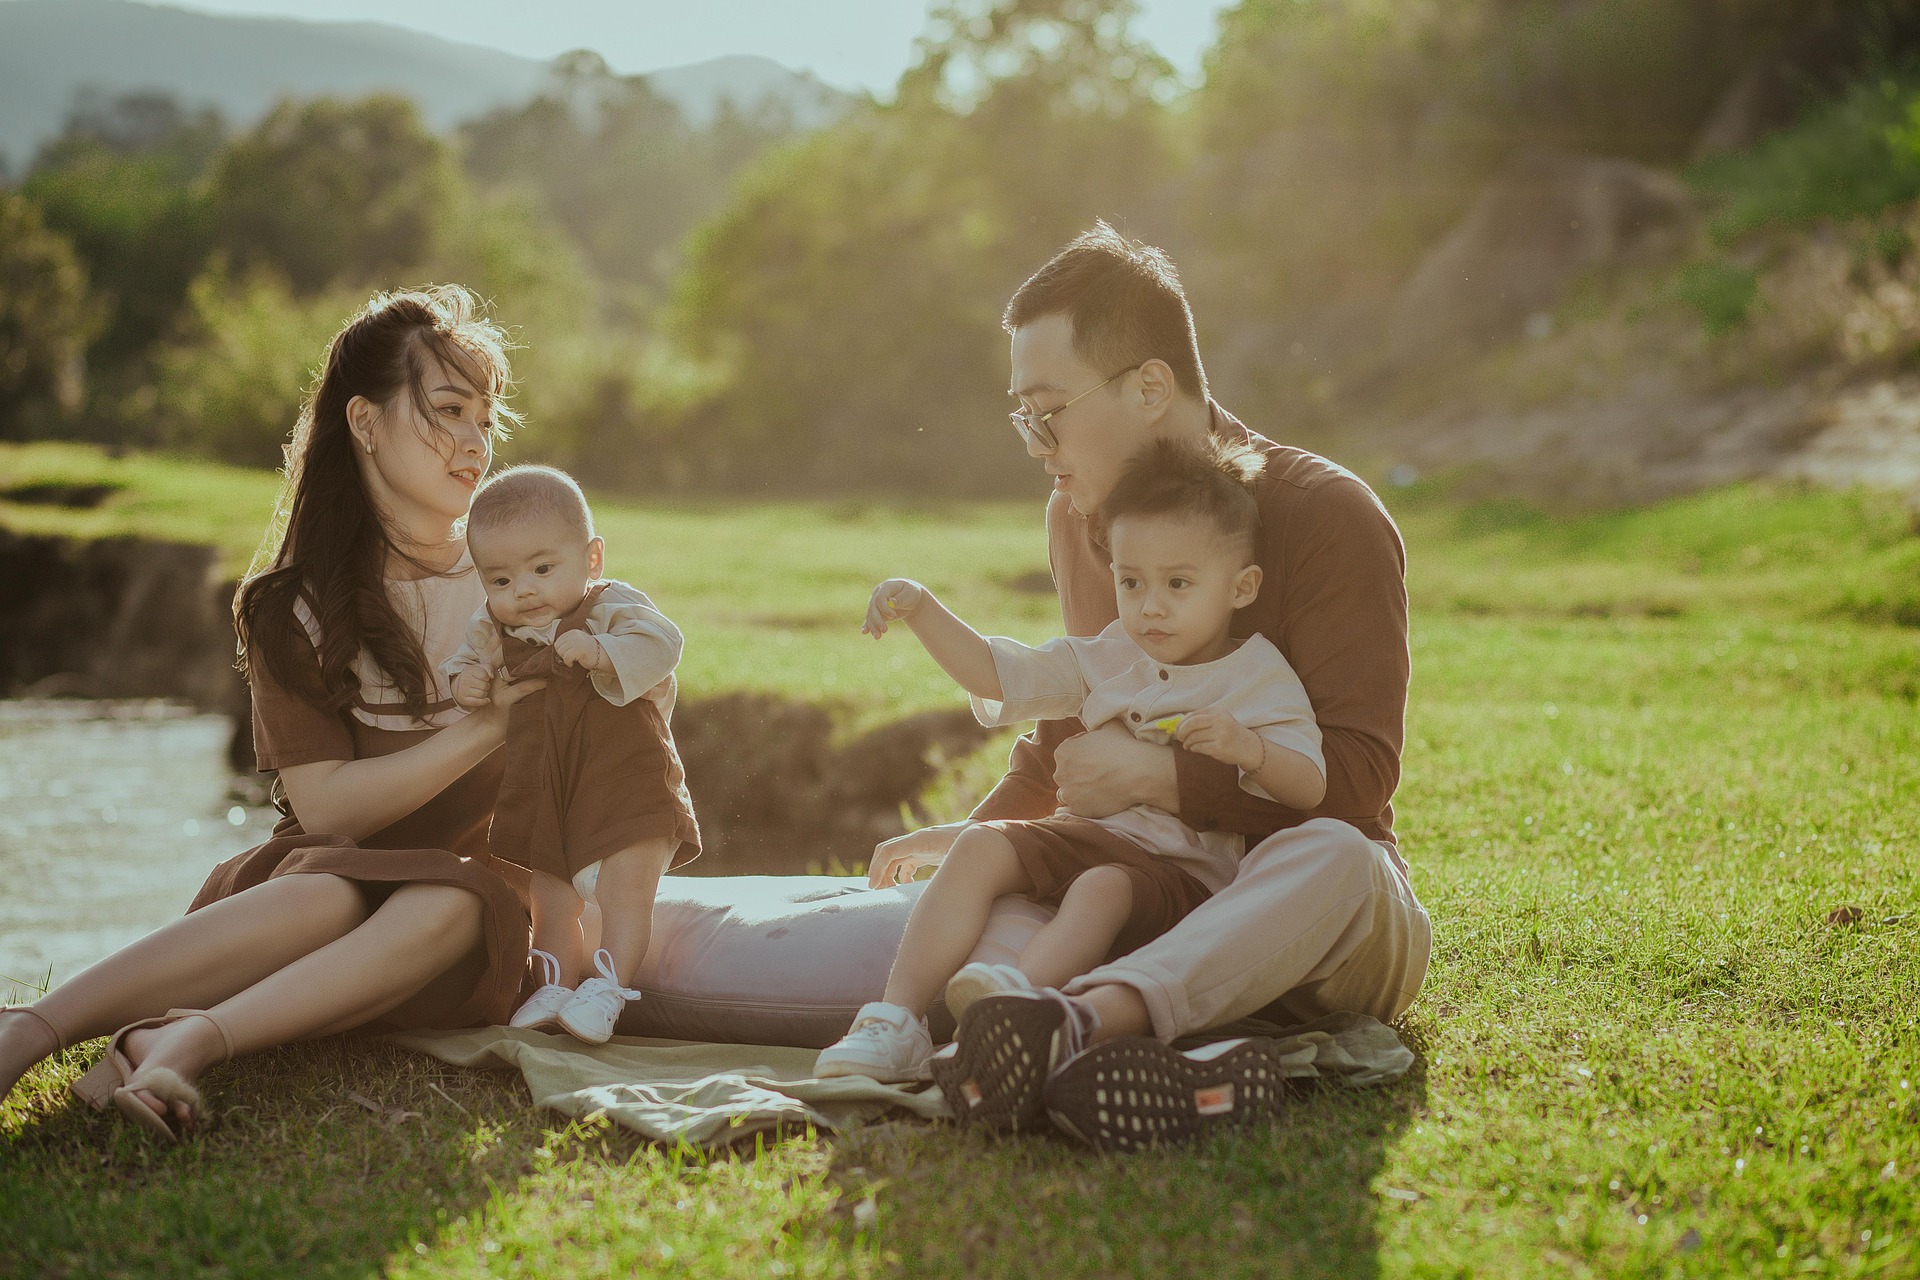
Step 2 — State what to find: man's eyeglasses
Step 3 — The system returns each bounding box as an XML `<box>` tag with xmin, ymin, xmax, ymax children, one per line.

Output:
<box><xmin>1008</xmin><ymin>366</ymin><xmax>1138</xmax><ymax>451</ymax></box>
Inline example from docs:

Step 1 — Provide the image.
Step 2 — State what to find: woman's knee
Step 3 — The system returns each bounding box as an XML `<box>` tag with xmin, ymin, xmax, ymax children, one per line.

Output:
<box><xmin>277</xmin><ymin>872</ymin><xmax>369</xmax><ymax>932</ymax></box>
<box><xmin>384</xmin><ymin>883</ymin><xmax>485</xmax><ymax>947</ymax></box>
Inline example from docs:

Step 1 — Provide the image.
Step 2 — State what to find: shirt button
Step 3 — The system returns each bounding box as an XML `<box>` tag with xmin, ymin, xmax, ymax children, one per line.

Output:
<box><xmin>1130</xmin><ymin>712</ymin><xmax>1141</xmax><ymax>722</ymax></box>
<box><xmin>1159</xmin><ymin>669</ymin><xmax>1170</xmax><ymax>681</ymax></box>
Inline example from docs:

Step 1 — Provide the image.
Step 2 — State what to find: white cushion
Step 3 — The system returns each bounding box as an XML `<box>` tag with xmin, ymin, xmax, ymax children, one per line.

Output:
<box><xmin>613</xmin><ymin>875</ymin><xmax>1053</xmax><ymax>1048</ymax></box>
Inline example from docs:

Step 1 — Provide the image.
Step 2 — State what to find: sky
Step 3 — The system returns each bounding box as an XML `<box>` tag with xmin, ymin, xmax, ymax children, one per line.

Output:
<box><xmin>157</xmin><ymin>0</ymin><xmax>1236</xmax><ymax>94</ymax></box>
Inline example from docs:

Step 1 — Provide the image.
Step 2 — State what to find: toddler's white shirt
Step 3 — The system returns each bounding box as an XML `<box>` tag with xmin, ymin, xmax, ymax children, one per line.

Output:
<box><xmin>440</xmin><ymin>580</ymin><xmax>682</xmax><ymax>714</ymax></box>
<box><xmin>970</xmin><ymin>621</ymin><xmax>1322</xmax><ymax>893</ymax></box>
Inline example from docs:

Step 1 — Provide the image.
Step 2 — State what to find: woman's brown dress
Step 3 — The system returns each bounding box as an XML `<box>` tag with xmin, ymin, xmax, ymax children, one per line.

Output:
<box><xmin>187</xmin><ymin>560</ymin><xmax>530</xmax><ymax>1030</ymax></box>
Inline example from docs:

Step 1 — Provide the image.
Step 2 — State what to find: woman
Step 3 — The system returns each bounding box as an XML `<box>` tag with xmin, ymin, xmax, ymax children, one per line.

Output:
<box><xmin>0</xmin><ymin>285</ymin><xmax>540</xmax><ymax>1140</ymax></box>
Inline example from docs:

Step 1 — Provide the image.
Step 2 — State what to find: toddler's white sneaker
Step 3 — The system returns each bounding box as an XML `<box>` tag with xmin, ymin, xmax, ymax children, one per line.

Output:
<box><xmin>509</xmin><ymin>949</ymin><xmax>574</xmax><ymax>1031</ymax></box>
<box><xmin>943</xmin><ymin>962</ymin><xmax>1033</xmax><ymax>1020</ymax></box>
<box><xmin>556</xmin><ymin>948</ymin><xmax>642</xmax><ymax>1045</ymax></box>
<box><xmin>815</xmin><ymin>1001</ymin><xmax>934</xmax><ymax>1082</ymax></box>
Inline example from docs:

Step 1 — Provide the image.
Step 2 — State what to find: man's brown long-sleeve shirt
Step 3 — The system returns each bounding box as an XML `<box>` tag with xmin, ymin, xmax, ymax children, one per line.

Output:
<box><xmin>969</xmin><ymin>404</ymin><xmax>1410</xmax><ymax>849</ymax></box>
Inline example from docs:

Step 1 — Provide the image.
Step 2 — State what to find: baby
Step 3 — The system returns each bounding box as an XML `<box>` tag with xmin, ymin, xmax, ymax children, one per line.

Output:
<box><xmin>816</xmin><ymin>435</ymin><xmax>1325</xmax><ymax>1083</ymax></box>
<box><xmin>443</xmin><ymin>465</ymin><xmax>701</xmax><ymax>1043</ymax></box>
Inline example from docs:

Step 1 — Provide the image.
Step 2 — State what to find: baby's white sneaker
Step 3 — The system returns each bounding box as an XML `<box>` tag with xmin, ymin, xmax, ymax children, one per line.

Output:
<box><xmin>556</xmin><ymin>948</ymin><xmax>642</xmax><ymax>1045</ymax></box>
<box><xmin>944</xmin><ymin>962</ymin><xmax>1033</xmax><ymax>1020</ymax></box>
<box><xmin>509</xmin><ymin>948</ymin><xmax>573</xmax><ymax>1031</ymax></box>
<box><xmin>815</xmin><ymin>1001</ymin><xmax>934</xmax><ymax>1083</ymax></box>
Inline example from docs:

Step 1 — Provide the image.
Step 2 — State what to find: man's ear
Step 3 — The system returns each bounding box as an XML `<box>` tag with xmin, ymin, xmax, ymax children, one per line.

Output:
<box><xmin>1232</xmin><ymin>562</ymin><xmax>1263</xmax><ymax>609</ymax></box>
<box><xmin>587</xmin><ymin>536</ymin><xmax>605</xmax><ymax>579</ymax></box>
<box><xmin>1136</xmin><ymin>359</ymin><xmax>1176</xmax><ymax>419</ymax></box>
<box><xmin>346</xmin><ymin>394</ymin><xmax>378</xmax><ymax>452</ymax></box>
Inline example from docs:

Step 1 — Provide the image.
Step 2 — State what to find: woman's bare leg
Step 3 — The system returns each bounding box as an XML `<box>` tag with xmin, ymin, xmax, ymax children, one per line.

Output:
<box><xmin>593</xmin><ymin>838</ymin><xmax>675</xmax><ymax>986</ymax></box>
<box><xmin>0</xmin><ymin>873</ymin><xmax>368</xmax><ymax>1101</ymax></box>
<box><xmin>116</xmin><ymin>882</ymin><xmax>484</xmax><ymax>1125</ymax></box>
<box><xmin>1014</xmin><ymin>865</ymin><xmax>1133</xmax><ymax>988</ymax></box>
<box><xmin>880</xmin><ymin>827</ymin><xmax>1032</xmax><ymax>1016</ymax></box>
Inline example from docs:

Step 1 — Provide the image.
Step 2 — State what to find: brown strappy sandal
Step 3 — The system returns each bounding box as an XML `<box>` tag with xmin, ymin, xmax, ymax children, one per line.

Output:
<box><xmin>70</xmin><ymin>1008</ymin><xmax>235</xmax><ymax>1142</ymax></box>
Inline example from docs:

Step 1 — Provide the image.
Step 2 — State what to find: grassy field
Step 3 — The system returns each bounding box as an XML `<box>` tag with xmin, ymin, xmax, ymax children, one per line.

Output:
<box><xmin>2</xmin><ymin>444</ymin><xmax>1918</xmax><ymax>1277</ymax></box>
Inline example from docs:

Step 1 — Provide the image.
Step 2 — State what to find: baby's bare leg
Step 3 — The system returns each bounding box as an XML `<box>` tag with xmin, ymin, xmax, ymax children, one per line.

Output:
<box><xmin>529</xmin><ymin>870</ymin><xmax>587</xmax><ymax>986</ymax></box>
<box><xmin>881</xmin><ymin>825</ymin><xmax>1032</xmax><ymax>1016</ymax></box>
<box><xmin>1015</xmin><ymin>864</ymin><xmax>1134</xmax><ymax>989</ymax></box>
<box><xmin>591</xmin><ymin>838</ymin><xmax>676</xmax><ymax>986</ymax></box>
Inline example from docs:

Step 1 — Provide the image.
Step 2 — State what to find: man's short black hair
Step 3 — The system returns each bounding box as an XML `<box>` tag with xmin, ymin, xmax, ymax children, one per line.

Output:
<box><xmin>1003</xmin><ymin>221</ymin><xmax>1207</xmax><ymax>398</ymax></box>
<box><xmin>1095</xmin><ymin>434</ymin><xmax>1264</xmax><ymax>558</ymax></box>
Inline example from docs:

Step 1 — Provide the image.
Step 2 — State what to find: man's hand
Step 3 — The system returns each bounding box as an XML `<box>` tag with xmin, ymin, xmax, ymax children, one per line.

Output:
<box><xmin>1054</xmin><ymin>721</ymin><xmax>1179</xmax><ymax>818</ymax></box>
<box><xmin>867</xmin><ymin>820</ymin><xmax>967</xmax><ymax>887</ymax></box>
<box><xmin>863</xmin><ymin>578</ymin><xmax>928</xmax><ymax>639</ymax></box>
<box><xmin>450</xmin><ymin>667</ymin><xmax>494</xmax><ymax>709</ymax></box>
<box><xmin>1174</xmin><ymin>707</ymin><xmax>1263</xmax><ymax>770</ymax></box>
<box><xmin>553</xmin><ymin>630</ymin><xmax>606</xmax><ymax>671</ymax></box>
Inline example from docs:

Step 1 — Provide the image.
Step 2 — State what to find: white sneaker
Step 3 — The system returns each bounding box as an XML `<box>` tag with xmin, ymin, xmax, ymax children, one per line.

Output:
<box><xmin>815</xmin><ymin>1002</ymin><xmax>935</xmax><ymax>1083</ymax></box>
<box><xmin>944</xmin><ymin>962</ymin><xmax>1033</xmax><ymax>1020</ymax></box>
<box><xmin>509</xmin><ymin>949</ymin><xmax>573</xmax><ymax>1030</ymax></box>
<box><xmin>556</xmin><ymin>948</ymin><xmax>642</xmax><ymax>1045</ymax></box>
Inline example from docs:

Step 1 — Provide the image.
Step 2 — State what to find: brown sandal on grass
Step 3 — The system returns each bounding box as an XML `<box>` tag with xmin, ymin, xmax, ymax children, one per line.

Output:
<box><xmin>71</xmin><ymin>1008</ymin><xmax>235</xmax><ymax>1142</ymax></box>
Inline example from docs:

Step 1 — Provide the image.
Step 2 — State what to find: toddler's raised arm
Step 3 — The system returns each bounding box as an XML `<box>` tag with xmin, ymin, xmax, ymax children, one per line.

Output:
<box><xmin>864</xmin><ymin>578</ymin><xmax>1002</xmax><ymax>701</ymax></box>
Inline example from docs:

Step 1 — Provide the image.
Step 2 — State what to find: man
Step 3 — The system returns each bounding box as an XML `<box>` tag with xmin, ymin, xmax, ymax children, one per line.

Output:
<box><xmin>868</xmin><ymin>222</ymin><xmax>1430</xmax><ymax>1149</ymax></box>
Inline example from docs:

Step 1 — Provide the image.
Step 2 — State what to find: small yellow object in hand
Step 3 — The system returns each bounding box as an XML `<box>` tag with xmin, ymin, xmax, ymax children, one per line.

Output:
<box><xmin>1154</xmin><ymin>715</ymin><xmax>1184</xmax><ymax>735</ymax></box>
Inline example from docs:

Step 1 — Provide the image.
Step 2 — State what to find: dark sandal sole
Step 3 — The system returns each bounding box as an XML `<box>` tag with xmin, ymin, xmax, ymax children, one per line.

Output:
<box><xmin>929</xmin><ymin>993</ymin><xmax>1073</xmax><ymax>1133</ymax></box>
<box><xmin>1042</xmin><ymin>1037</ymin><xmax>1288</xmax><ymax>1152</ymax></box>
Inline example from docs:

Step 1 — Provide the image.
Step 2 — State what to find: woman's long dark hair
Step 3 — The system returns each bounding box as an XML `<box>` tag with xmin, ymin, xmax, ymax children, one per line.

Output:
<box><xmin>235</xmin><ymin>285</ymin><xmax>517</xmax><ymax>719</ymax></box>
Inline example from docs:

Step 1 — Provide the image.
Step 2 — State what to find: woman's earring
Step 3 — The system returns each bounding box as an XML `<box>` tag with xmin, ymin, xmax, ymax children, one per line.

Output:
<box><xmin>364</xmin><ymin>442</ymin><xmax>374</xmax><ymax>455</ymax></box>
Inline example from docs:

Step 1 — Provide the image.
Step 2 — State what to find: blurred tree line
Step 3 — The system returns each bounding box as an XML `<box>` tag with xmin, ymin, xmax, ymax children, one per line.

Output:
<box><xmin>4</xmin><ymin>0</ymin><xmax>1920</xmax><ymax>491</ymax></box>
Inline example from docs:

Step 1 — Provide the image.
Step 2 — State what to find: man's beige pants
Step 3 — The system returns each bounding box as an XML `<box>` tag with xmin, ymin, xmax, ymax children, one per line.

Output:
<box><xmin>971</xmin><ymin>817</ymin><xmax>1430</xmax><ymax>1041</ymax></box>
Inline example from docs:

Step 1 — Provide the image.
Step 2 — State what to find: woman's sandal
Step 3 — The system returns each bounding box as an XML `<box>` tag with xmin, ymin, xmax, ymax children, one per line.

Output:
<box><xmin>70</xmin><ymin>1008</ymin><xmax>235</xmax><ymax>1142</ymax></box>
<box><xmin>2</xmin><ymin>1004</ymin><xmax>69</xmax><ymax>1059</ymax></box>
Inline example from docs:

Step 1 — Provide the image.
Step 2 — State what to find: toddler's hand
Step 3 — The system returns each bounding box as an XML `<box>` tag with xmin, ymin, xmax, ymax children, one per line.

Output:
<box><xmin>863</xmin><ymin>578</ymin><xmax>927</xmax><ymax>639</ymax></box>
<box><xmin>1174</xmin><ymin>707</ymin><xmax>1263</xmax><ymax>771</ymax></box>
<box><xmin>553</xmin><ymin>630</ymin><xmax>605</xmax><ymax>671</ymax></box>
<box><xmin>450</xmin><ymin>667</ymin><xmax>494</xmax><ymax>709</ymax></box>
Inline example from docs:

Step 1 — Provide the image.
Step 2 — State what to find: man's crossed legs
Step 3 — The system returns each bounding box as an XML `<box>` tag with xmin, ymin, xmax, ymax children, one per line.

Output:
<box><xmin>932</xmin><ymin>817</ymin><xmax>1431</xmax><ymax>1150</ymax></box>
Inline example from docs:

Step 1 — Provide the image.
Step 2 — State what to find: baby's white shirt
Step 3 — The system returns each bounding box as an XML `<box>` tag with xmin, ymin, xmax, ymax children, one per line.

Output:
<box><xmin>970</xmin><ymin>620</ymin><xmax>1323</xmax><ymax>893</ymax></box>
<box><xmin>440</xmin><ymin>580</ymin><xmax>682</xmax><ymax>714</ymax></box>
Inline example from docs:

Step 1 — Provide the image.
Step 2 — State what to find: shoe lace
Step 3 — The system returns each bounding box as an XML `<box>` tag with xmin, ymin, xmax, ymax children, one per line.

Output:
<box><xmin>575</xmin><ymin>948</ymin><xmax>643</xmax><ymax>1008</ymax></box>
<box><xmin>530</xmin><ymin>948</ymin><xmax>562</xmax><ymax>989</ymax></box>
<box><xmin>844</xmin><ymin>1007</ymin><xmax>912</xmax><ymax>1043</ymax></box>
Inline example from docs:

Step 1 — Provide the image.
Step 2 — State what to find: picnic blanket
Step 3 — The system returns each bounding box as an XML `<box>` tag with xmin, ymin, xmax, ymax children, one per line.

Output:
<box><xmin>389</xmin><ymin>1010</ymin><xmax>1415</xmax><ymax>1147</ymax></box>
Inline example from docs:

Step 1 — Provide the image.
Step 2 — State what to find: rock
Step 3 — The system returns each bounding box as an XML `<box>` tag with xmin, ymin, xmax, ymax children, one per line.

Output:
<box><xmin>1389</xmin><ymin>150</ymin><xmax>1699</xmax><ymax>362</ymax></box>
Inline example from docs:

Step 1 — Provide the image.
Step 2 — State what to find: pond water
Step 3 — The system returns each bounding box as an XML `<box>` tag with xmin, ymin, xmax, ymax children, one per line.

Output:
<box><xmin>0</xmin><ymin>701</ymin><xmax>278</xmax><ymax>999</ymax></box>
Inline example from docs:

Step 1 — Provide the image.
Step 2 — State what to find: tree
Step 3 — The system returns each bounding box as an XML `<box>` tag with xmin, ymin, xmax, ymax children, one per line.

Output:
<box><xmin>669</xmin><ymin>0</ymin><xmax>1179</xmax><ymax>493</ymax></box>
<box><xmin>460</xmin><ymin>54</ymin><xmax>800</xmax><ymax>299</ymax></box>
<box><xmin>0</xmin><ymin>193</ymin><xmax>96</xmax><ymax>437</ymax></box>
<box><xmin>22</xmin><ymin>91</ymin><xmax>223</xmax><ymax>387</ymax></box>
<box><xmin>210</xmin><ymin>95</ymin><xmax>459</xmax><ymax>295</ymax></box>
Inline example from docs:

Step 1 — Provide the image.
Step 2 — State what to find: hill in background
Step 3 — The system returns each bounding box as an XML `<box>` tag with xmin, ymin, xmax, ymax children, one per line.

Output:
<box><xmin>0</xmin><ymin>0</ymin><xmax>848</xmax><ymax>172</ymax></box>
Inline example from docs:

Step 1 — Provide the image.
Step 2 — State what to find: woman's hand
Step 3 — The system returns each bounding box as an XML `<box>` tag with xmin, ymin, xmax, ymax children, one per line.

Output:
<box><xmin>867</xmin><ymin>820</ymin><xmax>967</xmax><ymax>887</ymax></box>
<box><xmin>863</xmin><ymin>578</ymin><xmax>928</xmax><ymax>639</ymax></box>
<box><xmin>1174</xmin><ymin>707</ymin><xmax>1263</xmax><ymax>770</ymax></box>
<box><xmin>469</xmin><ymin>675</ymin><xmax>547</xmax><ymax>735</ymax></box>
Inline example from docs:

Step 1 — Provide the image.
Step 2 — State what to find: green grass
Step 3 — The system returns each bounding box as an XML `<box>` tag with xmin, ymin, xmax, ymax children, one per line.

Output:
<box><xmin>1688</xmin><ymin>74</ymin><xmax>1920</xmax><ymax>242</ymax></box>
<box><xmin>4</xmin><ymin>445</ymin><xmax>1919</xmax><ymax>1276</ymax></box>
